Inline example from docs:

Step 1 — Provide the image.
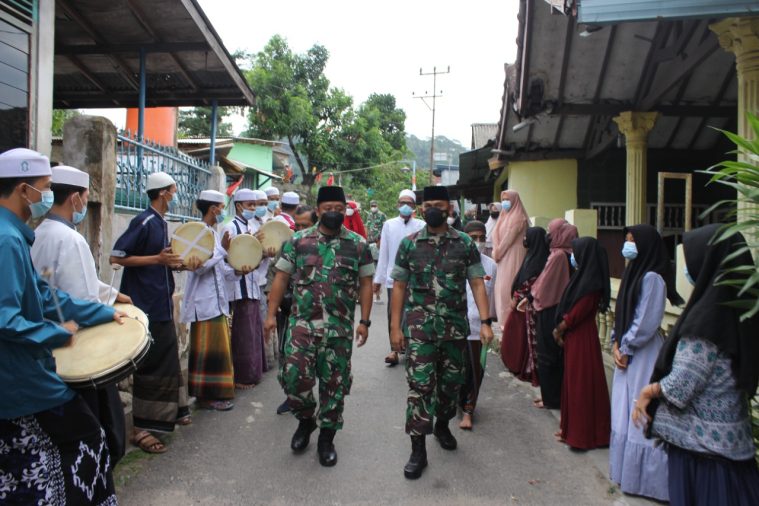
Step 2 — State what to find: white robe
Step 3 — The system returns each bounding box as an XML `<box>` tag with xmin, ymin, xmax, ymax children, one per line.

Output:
<box><xmin>31</xmin><ymin>216</ymin><xmax>117</xmax><ymax>304</ymax></box>
<box><xmin>180</xmin><ymin>226</ymin><xmax>237</xmax><ymax>323</ymax></box>
<box><xmin>373</xmin><ymin>216</ymin><xmax>426</xmax><ymax>288</ymax></box>
<box><xmin>466</xmin><ymin>253</ymin><xmax>498</xmax><ymax>340</ymax></box>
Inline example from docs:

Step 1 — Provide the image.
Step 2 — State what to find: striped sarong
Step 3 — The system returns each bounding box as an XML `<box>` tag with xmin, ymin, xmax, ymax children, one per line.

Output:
<box><xmin>189</xmin><ymin>315</ymin><xmax>235</xmax><ymax>401</ymax></box>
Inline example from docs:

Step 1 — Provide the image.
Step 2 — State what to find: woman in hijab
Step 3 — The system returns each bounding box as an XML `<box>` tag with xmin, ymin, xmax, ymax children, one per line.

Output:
<box><xmin>552</xmin><ymin>237</ymin><xmax>611</xmax><ymax>450</ymax></box>
<box><xmin>491</xmin><ymin>190</ymin><xmax>528</xmax><ymax>330</ymax></box>
<box><xmin>609</xmin><ymin>224</ymin><xmax>681</xmax><ymax>502</ymax></box>
<box><xmin>633</xmin><ymin>224</ymin><xmax>759</xmax><ymax>506</ymax></box>
<box><xmin>344</xmin><ymin>201</ymin><xmax>367</xmax><ymax>239</ymax></box>
<box><xmin>484</xmin><ymin>202</ymin><xmax>501</xmax><ymax>244</ymax></box>
<box><xmin>529</xmin><ymin>219</ymin><xmax>578</xmax><ymax>409</ymax></box>
<box><xmin>501</xmin><ymin>227</ymin><xmax>549</xmax><ymax>385</ymax></box>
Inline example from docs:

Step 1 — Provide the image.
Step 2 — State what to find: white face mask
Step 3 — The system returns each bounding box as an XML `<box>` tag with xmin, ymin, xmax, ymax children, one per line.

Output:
<box><xmin>446</xmin><ymin>216</ymin><xmax>455</xmax><ymax>226</ymax></box>
<box><xmin>346</xmin><ymin>208</ymin><xmax>355</xmax><ymax>217</ymax></box>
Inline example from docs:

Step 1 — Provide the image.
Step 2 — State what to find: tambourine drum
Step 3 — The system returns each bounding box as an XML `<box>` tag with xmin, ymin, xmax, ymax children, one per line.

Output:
<box><xmin>260</xmin><ymin>220</ymin><xmax>293</xmax><ymax>254</ymax></box>
<box><xmin>171</xmin><ymin>222</ymin><xmax>214</xmax><ymax>264</ymax></box>
<box><xmin>52</xmin><ymin>314</ymin><xmax>150</xmax><ymax>389</ymax></box>
<box><xmin>228</xmin><ymin>234</ymin><xmax>263</xmax><ymax>271</ymax></box>
<box><xmin>112</xmin><ymin>302</ymin><xmax>149</xmax><ymax>327</ymax></box>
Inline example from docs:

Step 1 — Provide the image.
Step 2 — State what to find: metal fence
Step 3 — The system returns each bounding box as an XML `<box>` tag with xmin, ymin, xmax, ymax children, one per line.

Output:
<box><xmin>591</xmin><ymin>201</ymin><xmax>724</xmax><ymax>232</ymax></box>
<box><xmin>115</xmin><ymin>131</ymin><xmax>211</xmax><ymax>221</ymax></box>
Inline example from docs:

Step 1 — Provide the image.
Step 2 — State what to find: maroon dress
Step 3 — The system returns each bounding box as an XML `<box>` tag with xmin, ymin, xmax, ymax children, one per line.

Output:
<box><xmin>558</xmin><ymin>291</ymin><xmax>610</xmax><ymax>449</ymax></box>
<box><xmin>500</xmin><ymin>279</ymin><xmax>539</xmax><ymax>385</ymax></box>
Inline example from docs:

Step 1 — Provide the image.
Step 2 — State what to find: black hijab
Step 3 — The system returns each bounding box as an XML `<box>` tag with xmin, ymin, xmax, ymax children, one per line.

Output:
<box><xmin>613</xmin><ymin>224</ymin><xmax>683</xmax><ymax>344</ymax></box>
<box><xmin>512</xmin><ymin>227</ymin><xmax>549</xmax><ymax>293</ymax></box>
<box><xmin>555</xmin><ymin>237</ymin><xmax>611</xmax><ymax>322</ymax></box>
<box><xmin>650</xmin><ymin>224</ymin><xmax>759</xmax><ymax>398</ymax></box>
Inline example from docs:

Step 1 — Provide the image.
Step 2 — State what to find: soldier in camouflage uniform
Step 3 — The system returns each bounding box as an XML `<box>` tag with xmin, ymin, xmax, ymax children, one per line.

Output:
<box><xmin>365</xmin><ymin>200</ymin><xmax>386</xmax><ymax>303</ymax></box>
<box><xmin>390</xmin><ymin>185</ymin><xmax>494</xmax><ymax>480</ymax></box>
<box><xmin>265</xmin><ymin>186</ymin><xmax>375</xmax><ymax>468</ymax></box>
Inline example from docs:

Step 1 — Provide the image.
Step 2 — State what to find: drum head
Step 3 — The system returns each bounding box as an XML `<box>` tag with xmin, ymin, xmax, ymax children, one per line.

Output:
<box><xmin>113</xmin><ymin>303</ymin><xmax>149</xmax><ymax>327</ymax></box>
<box><xmin>53</xmin><ymin>318</ymin><xmax>149</xmax><ymax>383</ymax></box>
<box><xmin>260</xmin><ymin>220</ymin><xmax>293</xmax><ymax>254</ymax></box>
<box><xmin>171</xmin><ymin>222</ymin><xmax>214</xmax><ymax>264</ymax></box>
<box><xmin>228</xmin><ymin>234</ymin><xmax>263</xmax><ymax>271</ymax></box>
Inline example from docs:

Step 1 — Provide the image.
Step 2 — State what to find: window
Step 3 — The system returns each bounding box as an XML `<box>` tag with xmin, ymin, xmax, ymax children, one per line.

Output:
<box><xmin>0</xmin><ymin>16</ymin><xmax>30</xmax><ymax>151</ymax></box>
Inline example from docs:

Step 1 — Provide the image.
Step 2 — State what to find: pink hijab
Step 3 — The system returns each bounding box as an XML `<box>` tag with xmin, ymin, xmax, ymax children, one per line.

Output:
<box><xmin>492</xmin><ymin>190</ymin><xmax>529</xmax><ymax>262</ymax></box>
<box><xmin>531</xmin><ymin>218</ymin><xmax>578</xmax><ymax>311</ymax></box>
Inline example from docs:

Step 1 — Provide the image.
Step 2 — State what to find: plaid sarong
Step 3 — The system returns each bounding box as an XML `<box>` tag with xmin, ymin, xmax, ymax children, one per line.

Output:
<box><xmin>189</xmin><ymin>315</ymin><xmax>235</xmax><ymax>401</ymax></box>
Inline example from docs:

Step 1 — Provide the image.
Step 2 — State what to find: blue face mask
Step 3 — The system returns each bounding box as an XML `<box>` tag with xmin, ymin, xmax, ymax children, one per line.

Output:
<box><xmin>570</xmin><ymin>253</ymin><xmax>578</xmax><ymax>269</ymax></box>
<box><xmin>72</xmin><ymin>194</ymin><xmax>87</xmax><ymax>225</ymax></box>
<box><xmin>242</xmin><ymin>209</ymin><xmax>256</xmax><ymax>221</ymax></box>
<box><xmin>399</xmin><ymin>204</ymin><xmax>413</xmax><ymax>217</ymax></box>
<box><xmin>267</xmin><ymin>200</ymin><xmax>278</xmax><ymax>212</ymax></box>
<box><xmin>501</xmin><ymin>200</ymin><xmax>512</xmax><ymax>212</ymax></box>
<box><xmin>621</xmin><ymin>241</ymin><xmax>638</xmax><ymax>260</ymax></box>
<box><xmin>684</xmin><ymin>266</ymin><xmax>695</xmax><ymax>286</ymax></box>
<box><xmin>215</xmin><ymin>210</ymin><xmax>226</xmax><ymax>225</ymax></box>
<box><xmin>26</xmin><ymin>185</ymin><xmax>54</xmax><ymax>219</ymax></box>
<box><xmin>255</xmin><ymin>205</ymin><xmax>268</xmax><ymax>218</ymax></box>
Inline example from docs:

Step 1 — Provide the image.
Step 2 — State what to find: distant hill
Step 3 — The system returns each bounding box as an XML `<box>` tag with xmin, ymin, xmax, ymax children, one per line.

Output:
<box><xmin>406</xmin><ymin>134</ymin><xmax>467</xmax><ymax>171</ymax></box>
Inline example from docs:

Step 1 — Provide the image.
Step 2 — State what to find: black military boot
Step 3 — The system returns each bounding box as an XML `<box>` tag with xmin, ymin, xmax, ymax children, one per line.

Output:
<box><xmin>290</xmin><ymin>418</ymin><xmax>317</xmax><ymax>452</ymax></box>
<box><xmin>403</xmin><ymin>436</ymin><xmax>428</xmax><ymax>479</ymax></box>
<box><xmin>433</xmin><ymin>419</ymin><xmax>457</xmax><ymax>450</ymax></box>
<box><xmin>317</xmin><ymin>428</ymin><xmax>338</xmax><ymax>467</ymax></box>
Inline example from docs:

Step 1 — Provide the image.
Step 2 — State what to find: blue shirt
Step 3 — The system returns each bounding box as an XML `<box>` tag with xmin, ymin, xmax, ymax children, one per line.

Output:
<box><xmin>112</xmin><ymin>207</ymin><xmax>175</xmax><ymax>322</ymax></box>
<box><xmin>0</xmin><ymin>206</ymin><xmax>115</xmax><ymax>419</ymax></box>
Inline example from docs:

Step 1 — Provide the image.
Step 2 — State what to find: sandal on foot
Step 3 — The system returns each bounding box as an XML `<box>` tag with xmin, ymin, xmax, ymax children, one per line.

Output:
<box><xmin>533</xmin><ymin>400</ymin><xmax>545</xmax><ymax>409</ymax></box>
<box><xmin>385</xmin><ymin>352</ymin><xmax>399</xmax><ymax>366</ymax></box>
<box><xmin>176</xmin><ymin>415</ymin><xmax>192</xmax><ymax>426</ymax></box>
<box><xmin>235</xmin><ymin>383</ymin><xmax>256</xmax><ymax>390</ymax></box>
<box><xmin>199</xmin><ymin>400</ymin><xmax>234</xmax><ymax>411</ymax></box>
<box><xmin>132</xmin><ymin>430</ymin><xmax>167</xmax><ymax>454</ymax></box>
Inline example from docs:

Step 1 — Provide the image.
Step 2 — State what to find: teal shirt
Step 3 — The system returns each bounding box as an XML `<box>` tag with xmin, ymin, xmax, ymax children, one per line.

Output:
<box><xmin>0</xmin><ymin>206</ymin><xmax>115</xmax><ymax>419</ymax></box>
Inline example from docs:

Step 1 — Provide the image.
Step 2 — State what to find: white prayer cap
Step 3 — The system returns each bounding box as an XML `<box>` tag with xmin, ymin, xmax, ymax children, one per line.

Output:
<box><xmin>265</xmin><ymin>187</ymin><xmax>280</xmax><ymax>197</ymax></box>
<box><xmin>251</xmin><ymin>189</ymin><xmax>267</xmax><ymax>201</ymax></box>
<box><xmin>199</xmin><ymin>189</ymin><xmax>225</xmax><ymax>203</ymax></box>
<box><xmin>0</xmin><ymin>148</ymin><xmax>51</xmax><ymax>178</ymax></box>
<box><xmin>52</xmin><ymin>165</ymin><xmax>89</xmax><ymax>188</ymax></box>
<box><xmin>234</xmin><ymin>188</ymin><xmax>256</xmax><ymax>202</ymax></box>
<box><xmin>281</xmin><ymin>191</ymin><xmax>300</xmax><ymax>206</ymax></box>
<box><xmin>146</xmin><ymin>171</ymin><xmax>176</xmax><ymax>190</ymax></box>
<box><xmin>398</xmin><ymin>189</ymin><xmax>416</xmax><ymax>202</ymax></box>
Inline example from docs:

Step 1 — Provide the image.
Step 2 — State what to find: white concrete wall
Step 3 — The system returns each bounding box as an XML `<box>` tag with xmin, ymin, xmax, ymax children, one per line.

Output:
<box><xmin>29</xmin><ymin>0</ymin><xmax>54</xmax><ymax>156</ymax></box>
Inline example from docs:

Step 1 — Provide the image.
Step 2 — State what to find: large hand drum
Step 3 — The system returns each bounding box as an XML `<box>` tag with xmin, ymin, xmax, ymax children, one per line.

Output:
<box><xmin>53</xmin><ymin>308</ymin><xmax>150</xmax><ymax>389</ymax></box>
<box><xmin>260</xmin><ymin>220</ymin><xmax>293</xmax><ymax>254</ymax></box>
<box><xmin>113</xmin><ymin>303</ymin><xmax>149</xmax><ymax>326</ymax></box>
<box><xmin>228</xmin><ymin>234</ymin><xmax>263</xmax><ymax>271</ymax></box>
<box><xmin>171</xmin><ymin>222</ymin><xmax>214</xmax><ymax>264</ymax></box>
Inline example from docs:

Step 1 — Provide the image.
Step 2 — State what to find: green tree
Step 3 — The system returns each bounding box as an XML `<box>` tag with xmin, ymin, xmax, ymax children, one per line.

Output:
<box><xmin>178</xmin><ymin>107</ymin><xmax>234</xmax><ymax>138</ymax></box>
<box><xmin>52</xmin><ymin>109</ymin><xmax>80</xmax><ymax>136</ymax></box>
<box><xmin>242</xmin><ymin>35</ymin><xmax>408</xmax><ymax>193</ymax></box>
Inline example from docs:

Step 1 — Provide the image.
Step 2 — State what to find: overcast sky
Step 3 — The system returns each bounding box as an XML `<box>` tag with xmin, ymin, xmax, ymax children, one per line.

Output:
<box><xmin>90</xmin><ymin>0</ymin><xmax>519</xmax><ymax>146</ymax></box>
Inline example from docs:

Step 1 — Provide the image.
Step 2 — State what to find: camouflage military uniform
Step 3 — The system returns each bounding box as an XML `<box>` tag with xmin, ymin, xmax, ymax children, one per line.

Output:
<box><xmin>275</xmin><ymin>225</ymin><xmax>375</xmax><ymax>430</ymax></box>
<box><xmin>365</xmin><ymin>210</ymin><xmax>387</xmax><ymax>244</ymax></box>
<box><xmin>391</xmin><ymin>226</ymin><xmax>485</xmax><ymax>435</ymax></box>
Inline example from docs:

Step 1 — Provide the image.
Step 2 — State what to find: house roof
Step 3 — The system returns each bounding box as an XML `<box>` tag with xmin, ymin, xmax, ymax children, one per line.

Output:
<box><xmin>54</xmin><ymin>0</ymin><xmax>255</xmax><ymax>108</ymax></box>
<box><xmin>493</xmin><ymin>0</ymin><xmax>740</xmax><ymax>166</ymax></box>
<box><xmin>470</xmin><ymin>123</ymin><xmax>498</xmax><ymax>149</ymax></box>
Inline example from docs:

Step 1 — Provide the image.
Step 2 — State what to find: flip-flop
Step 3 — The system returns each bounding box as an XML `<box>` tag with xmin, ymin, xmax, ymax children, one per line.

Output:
<box><xmin>132</xmin><ymin>431</ymin><xmax>167</xmax><ymax>454</ymax></box>
<box><xmin>235</xmin><ymin>383</ymin><xmax>256</xmax><ymax>390</ymax></box>
<box><xmin>533</xmin><ymin>400</ymin><xmax>545</xmax><ymax>409</ymax></box>
<box><xmin>384</xmin><ymin>352</ymin><xmax>399</xmax><ymax>366</ymax></box>
<box><xmin>176</xmin><ymin>415</ymin><xmax>192</xmax><ymax>426</ymax></box>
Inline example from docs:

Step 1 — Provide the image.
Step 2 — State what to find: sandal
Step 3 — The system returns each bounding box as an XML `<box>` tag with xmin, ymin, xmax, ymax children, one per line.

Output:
<box><xmin>199</xmin><ymin>400</ymin><xmax>234</xmax><ymax>411</ymax></box>
<box><xmin>132</xmin><ymin>430</ymin><xmax>167</xmax><ymax>454</ymax></box>
<box><xmin>176</xmin><ymin>415</ymin><xmax>192</xmax><ymax>426</ymax></box>
<box><xmin>235</xmin><ymin>383</ymin><xmax>256</xmax><ymax>390</ymax></box>
<box><xmin>384</xmin><ymin>351</ymin><xmax>399</xmax><ymax>366</ymax></box>
<box><xmin>533</xmin><ymin>399</ymin><xmax>545</xmax><ymax>409</ymax></box>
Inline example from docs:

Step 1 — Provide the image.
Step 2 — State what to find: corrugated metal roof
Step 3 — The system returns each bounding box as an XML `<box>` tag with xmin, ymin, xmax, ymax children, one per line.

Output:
<box><xmin>578</xmin><ymin>0</ymin><xmax>759</xmax><ymax>24</ymax></box>
<box><xmin>470</xmin><ymin>123</ymin><xmax>498</xmax><ymax>149</ymax></box>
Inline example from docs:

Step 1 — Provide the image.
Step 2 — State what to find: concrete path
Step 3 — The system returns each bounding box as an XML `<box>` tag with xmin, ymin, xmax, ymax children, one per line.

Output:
<box><xmin>116</xmin><ymin>296</ymin><xmax>657</xmax><ymax>505</ymax></box>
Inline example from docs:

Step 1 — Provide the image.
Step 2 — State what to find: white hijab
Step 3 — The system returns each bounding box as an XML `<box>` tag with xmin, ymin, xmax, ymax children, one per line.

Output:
<box><xmin>485</xmin><ymin>202</ymin><xmax>501</xmax><ymax>242</ymax></box>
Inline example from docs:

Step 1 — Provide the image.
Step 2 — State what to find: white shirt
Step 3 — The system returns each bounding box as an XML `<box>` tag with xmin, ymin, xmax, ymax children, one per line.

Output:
<box><xmin>373</xmin><ymin>215</ymin><xmax>426</xmax><ymax>288</ymax></box>
<box><xmin>247</xmin><ymin>217</ymin><xmax>271</xmax><ymax>287</ymax></box>
<box><xmin>467</xmin><ymin>253</ymin><xmax>497</xmax><ymax>341</ymax></box>
<box><xmin>180</xmin><ymin>226</ymin><xmax>236</xmax><ymax>323</ymax></box>
<box><xmin>31</xmin><ymin>215</ymin><xmax>117</xmax><ymax>304</ymax></box>
<box><xmin>224</xmin><ymin>215</ymin><xmax>262</xmax><ymax>301</ymax></box>
<box><xmin>272</xmin><ymin>213</ymin><xmax>295</xmax><ymax>230</ymax></box>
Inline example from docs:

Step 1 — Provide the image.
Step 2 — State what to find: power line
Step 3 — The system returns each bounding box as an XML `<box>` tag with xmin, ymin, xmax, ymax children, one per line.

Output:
<box><xmin>414</xmin><ymin>66</ymin><xmax>450</xmax><ymax>183</ymax></box>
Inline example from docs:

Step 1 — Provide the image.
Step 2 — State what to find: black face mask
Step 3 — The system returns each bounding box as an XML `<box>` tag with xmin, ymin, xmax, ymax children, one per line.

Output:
<box><xmin>490</xmin><ymin>212</ymin><xmax>500</xmax><ymax>220</ymax></box>
<box><xmin>424</xmin><ymin>207</ymin><xmax>447</xmax><ymax>227</ymax></box>
<box><xmin>320</xmin><ymin>211</ymin><xmax>344</xmax><ymax>231</ymax></box>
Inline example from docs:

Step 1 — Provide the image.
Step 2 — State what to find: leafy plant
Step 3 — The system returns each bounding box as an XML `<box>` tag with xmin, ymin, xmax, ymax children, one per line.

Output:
<box><xmin>703</xmin><ymin>112</ymin><xmax>759</xmax><ymax>321</ymax></box>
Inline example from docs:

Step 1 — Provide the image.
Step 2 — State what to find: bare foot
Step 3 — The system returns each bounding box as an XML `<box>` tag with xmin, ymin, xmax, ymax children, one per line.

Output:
<box><xmin>533</xmin><ymin>399</ymin><xmax>544</xmax><ymax>409</ymax></box>
<box><xmin>554</xmin><ymin>430</ymin><xmax>565</xmax><ymax>443</ymax></box>
<box><xmin>459</xmin><ymin>413</ymin><xmax>473</xmax><ymax>430</ymax></box>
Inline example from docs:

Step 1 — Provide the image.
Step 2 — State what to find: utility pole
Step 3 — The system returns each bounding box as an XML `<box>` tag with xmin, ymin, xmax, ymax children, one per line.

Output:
<box><xmin>414</xmin><ymin>66</ymin><xmax>450</xmax><ymax>185</ymax></box>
